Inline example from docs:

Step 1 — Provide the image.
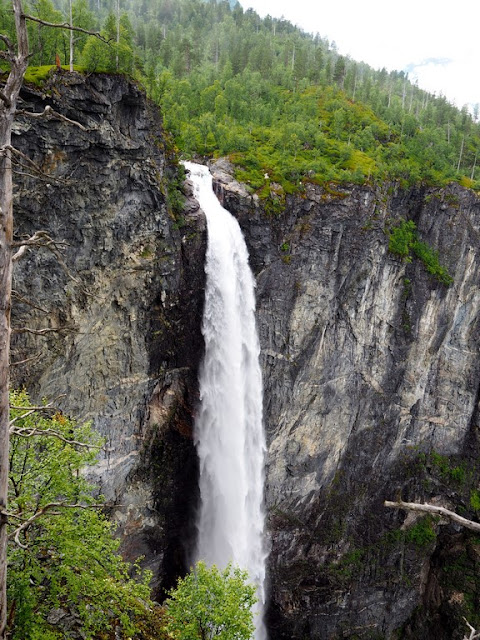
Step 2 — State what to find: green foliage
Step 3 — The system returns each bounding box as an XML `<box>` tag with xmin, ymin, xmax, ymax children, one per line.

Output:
<box><xmin>164</xmin><ymin>561</ymin><xmax>257</xmax><ymax>640</ymax></box>
<box><xmin>2</xmin><ymin>0</ymin><xmax>478</xmax><ymax>192</ymax></box>
<box><xmin>405</xmin><ymin>515</ymin><xmax>437</xmax><ymax>547</ymax></box>
<box><xmin>23</xmin><ymin>65</ymin><xmax>87</xmax><ymax>86</ymax></box>
<box><xmin>110</xmin><ymin>0</ymin><xmax>480</xmax><ymax>192</ymax></box>
<box><xmin>164</xmin><ymin>163</ymin><xmax>186</xmax><ymax>219</ymax></box>
<box><xmin>7</xmin><ymin>390</ymin><xmax>157</xmax><ymax>640</ymax></box>
<box><xmin>388</xmin><ymin>219</ymin><xmax>416</xmax><ymax>260</ymax></box>
<box><xmin>388</xmin><ymin>219</ymin><xmax>453</xmax><ymax>285</ymax></box>
<box><xmin>470</xmin><ymin>489</ymin><xmax>480</xmax><ymax>513</ymax></box>
<box><xmin>411</xmin><ymin>239</ymin><xmax>454</xmax><ymax>286</ymax></box>
<box><xmin>81</xmin><ymin>12</ymin><xmax>135</xmax><ymax>73</ymax></box>
<box><xmin>429</xmin><ymin>450</ymin><xmax>468</xmax><ymax>485</ymax></box>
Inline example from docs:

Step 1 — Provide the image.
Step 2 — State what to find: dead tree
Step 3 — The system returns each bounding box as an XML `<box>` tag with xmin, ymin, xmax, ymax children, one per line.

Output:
<box><xmin>386</xmin><ymin>499</ymin><xmax>480</xmax><ymax>639</ymax></box>
<box><xmin>0</xmin><ymin>3</ymin><xmax>104</xmax><ymax>636</ymax></box>
<box><xmin>384</xmin><ymin>499</ymin><xmax>480</xmax><ymax>533</ymax></box>
<box><xmin>0</xmin><ymin>4</ymin><xmax>29</xmax><ymax>636</ymax></box>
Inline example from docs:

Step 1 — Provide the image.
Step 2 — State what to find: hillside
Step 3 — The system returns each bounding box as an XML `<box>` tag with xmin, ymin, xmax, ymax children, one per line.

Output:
<box><xmin>2</xmin><ymin>0</ymin><xmax>479</xmax><ymax>196</ymax></box>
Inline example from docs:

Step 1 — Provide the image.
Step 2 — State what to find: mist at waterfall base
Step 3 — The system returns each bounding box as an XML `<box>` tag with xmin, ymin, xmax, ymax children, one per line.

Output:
<box><xmin>183</xmin><ymin>162</ymin><xmax>267</xmax><ymax>640</ymax></box>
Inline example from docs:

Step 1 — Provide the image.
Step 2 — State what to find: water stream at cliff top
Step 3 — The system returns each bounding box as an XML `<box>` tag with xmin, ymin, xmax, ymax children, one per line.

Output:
<box><xmin>183</xmin><ymin>161</ymin><xmax>267</xmax><ymax>640</ymax></box>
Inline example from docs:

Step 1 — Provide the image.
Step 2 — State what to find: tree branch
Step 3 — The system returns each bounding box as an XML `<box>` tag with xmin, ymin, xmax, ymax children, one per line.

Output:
<box><xmin>11</xmin><ymin>325</ymin><xmax>74</xmax><ymax>336</ymax></box>
<box><xmin>7</xmin><ymin>502</ymin><xmax>106</xmax><ymax>549</ymax></box>
<box><xmin>11</xmin><ymin>227</ymin><xmax>80</xmax><ymax>285</ymax></box>
<box><xmin>0</xmin><ymin>145</ymin><xmax>68</xmax><ymax>184</ymax></box>
<box><xmin>384</xmin><ymin>499</ymin><xmax>480</xmax><ymax>533</ymax></box>
<box><xmin>22</xmin><ymin>14</ymin><xmax>109</xmax><ymax>43</ymax></box>
<box><xmin>16</xmin><ymin>105</ymin><xmax>88</xmax><ymax>131</ymax></box>
<box><xmin>0</xmin><ymin>92</ymin><xmax>11</xmax><ymax>108</ymax></box>
<box><xmin>11</xmin><ymin>290</ymin><xmax>49</xmax><ymax>314</ymax></box>
<box><xmin>0</xmin><ymin>33</ymin><xmax>14</xmax><ymax>53</ymax></box>
<box><xmin>464</xmin><ymin>619</ymin><xmax>480</xmax><ymax>640</ymax></box>
<box><xmin>8</xmin><ymin>399</ymin><xmax>58</xmax><ymax>427</ymax></box>
<box><xmin>11</xmin><ymin>229</ymin><xmax>68</xmax><ymax>262</ymax></box>
<box><xmin>9</xmin><ymin>426</ymin><xmax>101</xmax><ymax>450</ymax></box>
<box><xmin>9</xmin><ymin>354</ymin><xmax>41</xmax><ymax>367</ymax></box>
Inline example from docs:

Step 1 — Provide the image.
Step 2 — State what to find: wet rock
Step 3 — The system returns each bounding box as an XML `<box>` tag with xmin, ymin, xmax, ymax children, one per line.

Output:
<box><xmin>11</xmin><ymin>72</ymin><xmax>206</xmax><ymax>594</ymax></box>
<box><xmin>212</xmin><ymin>162</ymin><xmax>480</xmax><ymax>638</ymax></box>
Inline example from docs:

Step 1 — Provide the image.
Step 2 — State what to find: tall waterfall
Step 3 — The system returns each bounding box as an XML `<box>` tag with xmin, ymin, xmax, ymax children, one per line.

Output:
<box><xmin>183</xmin><ymin>162</ymin><xmax>267</xmax><ymax>640</ymax></box>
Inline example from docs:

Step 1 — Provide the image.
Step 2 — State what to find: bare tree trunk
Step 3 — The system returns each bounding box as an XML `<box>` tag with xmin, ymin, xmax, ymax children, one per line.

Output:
<box><xmin>115</xmin><ymin>0</ymin><xmax>120</xmax><ymax>71</ymax></box>
<box><xmin>384</xmin><ymin>499</ymin><xmax>480</xmax><ymax>533</ymax></box>
<box><xmin>457</xmin><ymin>135</ymin><xmax>465</xmax><ymax>172</ymax></box>
<box><xmin>0</xmin><ymin>3</ymin><xmax>29</xmax><ymax>636</ymax></box>
<box><xmin>69</xmin><ymin>0</ymin><xmax>74</xmax><ymax>72</ymax></box>
<box><xmin>471</xmin><ymin>151</ymin><xmax>477</xmax><ymax>181</ymax></box>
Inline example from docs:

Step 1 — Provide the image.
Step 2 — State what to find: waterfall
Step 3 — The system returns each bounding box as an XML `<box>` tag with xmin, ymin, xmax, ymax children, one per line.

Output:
<box><xmin>183</xmin><ymin>162</ymin><xmax>267</xmax><ymax>640</ymax></box>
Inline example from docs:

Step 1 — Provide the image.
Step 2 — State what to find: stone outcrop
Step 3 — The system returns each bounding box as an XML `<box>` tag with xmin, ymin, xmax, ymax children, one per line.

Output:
<box><xmin>11</xmin><ymin>71</ymin><xmax>206</xmax><ymax>596</ymax></box>
<box><xmin>210</xmin><ymin>159</ymin><xmax>480</xmax><ymax>639</ymax></box>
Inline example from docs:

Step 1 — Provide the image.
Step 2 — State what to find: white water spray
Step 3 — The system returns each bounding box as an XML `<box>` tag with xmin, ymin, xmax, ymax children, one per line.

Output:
<box><xmin>184</xmin><ymin>162</ymin><xmax>267</xmax><ymax>640</ymax></box>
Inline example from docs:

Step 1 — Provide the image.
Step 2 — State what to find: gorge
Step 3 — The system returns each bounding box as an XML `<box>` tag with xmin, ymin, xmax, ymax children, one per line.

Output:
<box><xmin>10</xmin><ymin>73</ymin><xmax>480</xmax><ymax>639</ymax></box>
<box><xmin>184</xmin><ymin>161</ymin><xmax>267</xmax><ymax>639</ymax></box>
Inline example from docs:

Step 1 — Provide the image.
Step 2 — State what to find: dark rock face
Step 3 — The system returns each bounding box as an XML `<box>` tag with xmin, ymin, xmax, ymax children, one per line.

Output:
<box><xmin>210</xmin><ymin>160</ymin><xmax>480</xmax><ymax>639</ymax></box>
<box><xmin>11</xmin><ymin>72</ymin><xmax>206</xmax><ymax>596</ymax></box>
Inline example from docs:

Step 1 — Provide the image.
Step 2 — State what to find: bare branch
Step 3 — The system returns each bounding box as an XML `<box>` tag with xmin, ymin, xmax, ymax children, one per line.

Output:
<box><xmin>12</xmin><ymin>230</ymin><xmax>68</xmax><ymax>262</ymax></box>
<box><xmin>9</xmin><ymin>426</ymin><xmax>101</xmax><ymax>450</ymax></box>
<box><xmin>8</xmin><ymin>399</ymin><xmax>57</xmax><ymax>427</ymax></box>
<box><xmin>11</xmin><ymin>325</ymin><xmax>73</xmax><ymax>336</ymax></box>
<box><xmin>11</xmin><ymin>290</ymin><xmax>49</xmax><ymax>313</ymax></box>
<box><xmin>10</xmin><ymin>354</ymin><xmax>42</xmax><ymax>367</ymax></box>
<box><xmin>384</xmin><ymin>499</ymin><xmax>480</xmax><ymax>533</ymax></box>
<box><xmin>22</xmin><ymin>13</ymin><xmax>109</xmax><ymax>43</ymax></box>
<box><xmin>17</xmin><ymin>105</ymin><xmax>88</xmax><ymax>131</ymax></box>
<box><xmin>0</xmin><ymin>92</ymin><xmax>11</xmax><ymax>108</ymax></box>
<box><xmin>463</xmin><ymin>618</ymin><xmax>480</xmax><ymax>640</ymax></box>
<box><xmin>12</xmin><ymin>230</ymin><xmax>68</xmax><ymax>250</ymax></box>
<box><xmin>8</xmin><ymin>502</ymin><xmax>106</xmax><ymax>549</ymax></box>
<box><xmin>0</xmin><ymin>34</ymin><xmax>14</xmax><ymax>53</ymax></box>
<box><xmin>0</xmin><ymin>49</ymin><xmax>15</xmax><ymax>63</ymax></box>
<box><xmin>0</xmin><ymin>145</ymin><xmax>68</xmax><ymax>185</ymax></box>
<box><xmin>9</xmin><ymin>404</ymin><xmax>59</xmax><ymax>411</ymax></box>
<box><xmin>11</xmin><ymin>228</ymin><xmax>79</xmax><ymax>286</ymax></box>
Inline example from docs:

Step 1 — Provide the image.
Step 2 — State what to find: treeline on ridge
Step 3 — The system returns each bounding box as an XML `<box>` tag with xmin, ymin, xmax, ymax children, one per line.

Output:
<box><xmin>1</xmin><ymin>0</ymin><xmax>479</xmax><ymax>196</ymax></box>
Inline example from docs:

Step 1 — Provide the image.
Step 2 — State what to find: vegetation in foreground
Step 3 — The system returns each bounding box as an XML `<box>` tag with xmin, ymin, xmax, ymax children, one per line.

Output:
<box><xmin>164</xmin><ymin>561</ymin><xmax>257</xmax><ymax>640</ymax></box>
<box><xmin>7</xmin><ymin>391</ymin><xmax>160</xmax><ymax>639</ymax></box>
<box><xmin>7</xmin><ymin>393</ymin><xmax>257</xmax><ymax>639</ymax></box>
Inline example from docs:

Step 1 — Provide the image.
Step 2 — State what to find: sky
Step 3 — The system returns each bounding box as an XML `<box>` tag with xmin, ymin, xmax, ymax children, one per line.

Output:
<box><xmin>242</xmin><ymin>0</ymin><xmax>479</xmax><ymax>111</ymax></box>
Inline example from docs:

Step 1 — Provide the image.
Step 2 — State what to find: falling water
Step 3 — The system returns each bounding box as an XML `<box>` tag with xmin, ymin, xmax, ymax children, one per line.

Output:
<box><xmin>183</xmin><ymin>162</ymin><xmax>267</xmax><ymax>640</ymax></box>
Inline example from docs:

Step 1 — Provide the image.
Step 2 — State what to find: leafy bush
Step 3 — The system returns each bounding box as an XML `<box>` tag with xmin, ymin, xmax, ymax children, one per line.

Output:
<box><xmin>164</xmin><ymin>561</ymin><xmax>257</xmax><ymax>640</ymax></box>
<box><xmin>405</xmin><ymin>516</ymin><xmax>437</xmax><ymax>547</ymax></box>
<box><xmin>7</xmin><ymin>390</ymin><xmax>158</xmax><ymax>640</ymax></box>
<box><xmin>388</xmin><ymin>219</ymin><xmax>453</xmax><ymax>285</ymax></box>
<box><xmin>388</xmin><ymin>220</ymin><xmax>416</xmax><ymax>260</ymax></box>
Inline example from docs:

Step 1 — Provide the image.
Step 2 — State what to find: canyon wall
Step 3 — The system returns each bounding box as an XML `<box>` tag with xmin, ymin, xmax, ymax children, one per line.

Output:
<box><xmin>11</xmin><ymin>72</ymin><xmax>206</xmax><ymax>596</ymax></box>
<box><xmin>211</xmin><ymin>159</ymin><xmax>480</xmax><ymax>639</ymax></box>
<box><xmin>11</xmin><ymin>74</ymin><xmax>480</xmax><ymax>638</ymax></box>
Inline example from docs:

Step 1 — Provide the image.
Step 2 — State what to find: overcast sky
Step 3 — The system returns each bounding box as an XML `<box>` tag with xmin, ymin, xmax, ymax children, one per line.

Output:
<box><xmin>242</xmin><ymin>0</ymin><xmax>479</xmax><ymax>111</ymax></box>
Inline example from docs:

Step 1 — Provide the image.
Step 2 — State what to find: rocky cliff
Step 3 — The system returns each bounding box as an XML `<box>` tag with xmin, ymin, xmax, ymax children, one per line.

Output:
<box><xmin>11</xmin><ymin>71</ymin><xmax>206</xmax><ymax>596</ymax></box>
<box><xmin>11</xmin><ymin>72</ymin><xmax>480</xmax><ymax>639</ymax></box>
<box><xmin>211</xmin><ymin>159</ymin><xmax>480</xmax><ymax>639</ymax></box>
